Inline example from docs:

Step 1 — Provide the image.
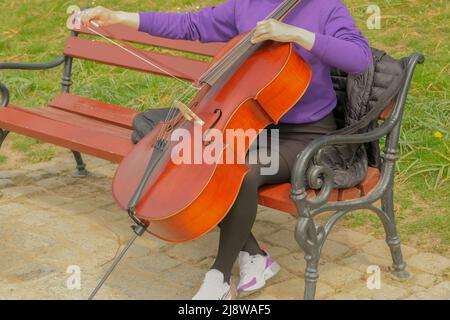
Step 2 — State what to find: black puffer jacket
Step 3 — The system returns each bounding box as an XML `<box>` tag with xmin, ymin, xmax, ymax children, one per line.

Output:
<box><xmin>315</xmin><ymin>48</ymin><xmax>407</xmax><ymax>189</ymax></box>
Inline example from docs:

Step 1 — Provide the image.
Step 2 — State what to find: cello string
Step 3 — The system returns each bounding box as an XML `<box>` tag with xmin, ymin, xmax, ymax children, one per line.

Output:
<box><xmin>84</xmin><ymin>23</ymin><xmax>200</xmax><ymax>144</ymax></box>
<box><xmin>85</xmin><ymin>24</ymin><xmax>193</xmax><ymax>87</ymax></box>
<box><xmin>155</xmin><ymin>85</ymin><xmax>198</xmax><ymax>143</ymax></box>
<box><xmin>85</xmin><ymin>24</ymin><xmax>190</xmax><ymax>137</ymax></box>
<box><xmin>199</xmin><ymin>0</ymin><xmax>300</xmax><ymax>84</ymax></box>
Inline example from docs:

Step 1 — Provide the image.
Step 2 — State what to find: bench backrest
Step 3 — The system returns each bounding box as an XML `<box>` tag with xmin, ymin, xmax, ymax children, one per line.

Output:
<box><xmin>63</xmin><ymin>25</ymin><xmax>397</xmax><ymax>122</ymax></box>
<box><xmin>63</xmin><ymin>25</ymin><xmax>225</xmax><ymax>82</ymax></box>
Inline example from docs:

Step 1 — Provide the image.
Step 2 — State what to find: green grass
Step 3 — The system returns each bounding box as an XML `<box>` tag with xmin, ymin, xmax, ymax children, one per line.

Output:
<box><xmin>0</xmin><ymin>0</ymin><xmax>448</xmax><ymax>253</ymax></box>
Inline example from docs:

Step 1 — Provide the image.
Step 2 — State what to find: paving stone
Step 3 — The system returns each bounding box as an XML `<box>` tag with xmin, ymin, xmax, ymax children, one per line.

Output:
<box><xmin>40</xmin><ymin>244</ymin><xmax>113</xmax><ymax>270</ymax></box>
<box><xmin>407</xmin><ymin>253</ymin><xmax>450</xmax><ymax>275</ymax></box>
<box><xmin>22</xmin><ymin>162</ymin><xmax>60</xmax><ymax>172</ymax></box>
<box><xmin>1</xmin><ymin>186</ymin><xmax>46</xmax><ymax>198</ymax></box>
<box><xmin>0</xmin><ymin>203</ymin><xmax>28</xmax><ymax>216</ymax></box>
<box><xmin>409</xmin><ymin>273</ymin><xmax>441</xmax><ymax>288</ymax></box>
<box><xmin>340</xmin><ymin>252</ymin><xmax>391</xmax><ymax>273</ymax></box>
<box><xmin>38</xmin><ymin>164</ymin><xmax>67</xmax><ymax>175</ymax></box>
<box><xmin>26</xmin><ymin>273</ymin><xmax>130</xmax><ymax>300</ymax></box>
<box><xmin>320</xmin><ymin>263</ymin><xmax>364</xmax><ymax>288</ymax></box>
<box><xmin>3</xmin><ymin>229</ymin><xmax>57</xmax><ymax>252</ymax></box>
<box><xmin>25</xmin><ymin>195</ymin><xmax>73</xmax><ymax>209</ymax></box>
<box><xmin>276</xmin><ymin>253</ymin><xmax>307</xmax><ymax>275</ymax></box>
<box><xmin>260</xmin><ymin>244</ymin><xmax>291</xmax><ymax>258</ymax></box>
<box><xmin>0</xmin><ymin>249</ymin><xmax>29</xmax><ymax>272</ymax></box>
<box><xmin>127</xmin><ymin>253</ymin><xmax>181</xmax><ymax>274</ymax></box>
<box><xmin>6</xmin><ymin>262</ymin><xmax>55</xmax><ymax>282</ymax></box>
<box><xmin>0</xmin><ymin>170</ymin><xmax>25</xmax><ymax>179</ymax></box>
<box><xmin>2</xmin><ymin>154</ymin><xmax>450</xmax><ymax>300</ymax></box>
<box><xmin>106</xmin><ymin>269</ymin><xmax>187</xmax><ymax>300</ymax></box>
<box><xmin>166</xmin><ymin>233</ymin><xmax>219</xmax><ymax>263</ymax></box>
<box><xmin>262</xmin><ymin>229</ymin><xmax>299</xmax><ymax>252</ymax></box>
<box><xmin>361</xmin><ymin>240</ymin><xmax>418</xmax><ymax>259</ymax></box>
<box><xmin>58</xmin><ymin>200</ymin><xmax>105</xmax><ymax>215</ymax></box>
<box><xmin>35</xmin><ymin>177</ymin><xmax>69</xmax><ymax>189</ymax></box>
<box><xmin>251</xmin><ymin>221</ymin><xmax>280</xmax><ymax>239</ymax></box>
<box><xmin>0</xmin><ymin>179</ymin><xmax>14</xmax><ymax>188</ymax></box>
<box><xmin>322</xmin><ymin>240</ymin><xmax>352</xmax><ymax>260</ymax></box>
<box><xmin>14</xmin><ymin>209</ymin><xmax>60</xmax><ymax>227</ymax></box>
<box><xmin>92</xmin><ymin>165</ymin><xmax>117</xmax><ymax>178</ymax></box>
<box><xmin>253</xmin><ymin>278</ymin><xmax>334</xmax><ymax>300</ymax></box>
<box><xmin>407</xmin><ymin>281</ymin><xmax>450</xmax><ymax>300</ymax></box>
<box><xmin>55</xmin><ymin>185</ymin><xmax>97</xmax><ymax>198</ymax></box>
<box><xmin>257</xmin><ymin>207</ymin><xmax>294</xmax><ymax>225</ymax></box>
<box><xmin>160</xmin><ymin>264</ymin><xmax>207</xmax><ymax>289</ymax></box>
<box><xmin>26</xmin><ymin>170</ymin><xmax>52</xmax><ymax>181</ymax></box>
<box><xmin>329</xmin><ymin>283</ymin><xmax>408</xmax><ymax>300</ymax></box>
<box><xmin>328</xmin><ymin>229</ymin><xmax>373</xmax><ymax>247</ymax></box>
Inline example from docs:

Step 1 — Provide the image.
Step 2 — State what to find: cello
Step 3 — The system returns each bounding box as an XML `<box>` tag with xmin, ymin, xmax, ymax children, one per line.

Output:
<box><xmin>112</xmin><ymin>0</ymin><xmax>311</xmax><ymax>242</ymax></box>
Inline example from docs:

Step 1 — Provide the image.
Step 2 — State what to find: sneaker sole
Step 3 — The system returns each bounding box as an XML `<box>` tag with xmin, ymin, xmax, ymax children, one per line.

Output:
<box><xmin>238</xmin><ymin>262</ymin><xmax>281</xmax><ymax>294</ymax></box>
<box><xmin>222</xmin><ymin>290</ymin><xmax>232</xmax><ymax>300</ymax></box>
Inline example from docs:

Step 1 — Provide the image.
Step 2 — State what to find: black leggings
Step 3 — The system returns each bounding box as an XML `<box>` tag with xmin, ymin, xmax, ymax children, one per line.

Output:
<box><xmin>132</xmin><ymin>109</ymin><xmax>337</xmax><ymax>283</ymax></box>
<box><xmin>211</xmin><ymin>155</ymin><xmax>291</xmax><ymax>282</ymax></box>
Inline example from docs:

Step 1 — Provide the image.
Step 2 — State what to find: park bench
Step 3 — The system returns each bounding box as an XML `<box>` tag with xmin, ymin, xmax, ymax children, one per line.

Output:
<box><xmin>0</xmin><ymin>24</ymin><xmax>424</xmax><ymax>300</ymax></box>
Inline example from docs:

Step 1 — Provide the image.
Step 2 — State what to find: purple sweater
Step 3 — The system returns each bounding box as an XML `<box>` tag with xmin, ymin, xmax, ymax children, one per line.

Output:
<box><xmin>139</xmin><ymin>0</ymin><xmax>372</xmax><ymax>124</ymax></box>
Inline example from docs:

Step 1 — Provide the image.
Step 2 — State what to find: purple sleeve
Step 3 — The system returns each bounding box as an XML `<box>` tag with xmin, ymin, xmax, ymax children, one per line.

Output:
<box><xmin>310</xmin><ymin>1</ymin><xmax>372</xmax><ymax>74</ymax></box>
<box><xmin>139</xmin><ymin>0</ymin><xmax>238</xmax><ymax>43</ymax></box>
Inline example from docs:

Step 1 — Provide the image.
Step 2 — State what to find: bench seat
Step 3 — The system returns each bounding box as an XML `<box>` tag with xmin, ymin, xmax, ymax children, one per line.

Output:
<box><xmin>258</xmin><ymin>167</ymin><xmax>381</xmax><ymax>216</ymax></box>
<box><xmin>0</xmin><ymin>103</ymin><xmax>134</xmax><ymax>163</ymax></box>
<box><xmin>0</xmin><ymin>93</ymin><xmax>381</xmax><ymax>215</ymax></box>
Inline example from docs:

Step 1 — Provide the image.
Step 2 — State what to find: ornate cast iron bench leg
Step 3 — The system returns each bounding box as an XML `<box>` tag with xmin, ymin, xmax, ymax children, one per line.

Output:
<box><xmin>61</xmin><ymin>52</ymin><xmax>89</xmax><ymax>178</ymax></box>
<box><xmin>295</xmin><ymin>213</ymin><xmax>322</xmax><ymax>300</ymax></box>
<box><xmin>377</xmin><ymin>129</ymin><xmax>410</xmax><ymax>279</ymax></box>
<box><xmin>0</xmin><ymin>47</ymin><xmax>90</xmax><ymax>177</ymax></box>
<box><xmin>380</xmin><ymin>183</ymin><xmax>409</xmax><ymax>279</ymax></box>
<box><xmin>0</xmin><ymin>82</ymin><xmax>10</xmax><ymax>148</ymax></box>
<box><xmin>289</xmin><ymin>53</ymin><xmax>424</xmax><ymax>299</ymax></box>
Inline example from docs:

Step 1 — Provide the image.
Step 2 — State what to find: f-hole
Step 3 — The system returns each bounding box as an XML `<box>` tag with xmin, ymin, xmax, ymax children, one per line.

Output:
<box><xmin>203</xmin><ymin>109</ymin><xmax>223</xmax><ymax>146</ymax></box>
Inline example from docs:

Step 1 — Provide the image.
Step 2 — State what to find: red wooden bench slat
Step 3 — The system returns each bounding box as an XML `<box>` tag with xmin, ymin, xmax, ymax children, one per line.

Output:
<box><xmin>338</xmin><ymin>187</ymin><xmax>362</xmax><ymax>201</ymax></box>
<box><xmin>49</xmin><ymin>93</ymin><xmax>138</xmax><ymax>129</ymax></box>
<box><xmin>76</xmin><ymin>25</ymin><xmax>224</xmax><ymax>57</ymax></box>
<box><xmin>258</xmin><ymin>168</ymin><xmax>380</xmax><ymax>216</ymax></box>
<box><xmin>380</xmin><ymin>100</ymin><xmax>395</xmax><ymax>121</ymax></box>
<box><xmin>64</xmin><ymin>37</ymin><xmax>209</xmax><ymax>81</ymax></box>
<box><xmin>0</xmin><ymin>106</ymin><xmax>133</xmax><ymax>163</ymax></box>
<box><xmin>326</xmin><ymin>189</ymin><xmax>340</xmax><ymax>202</ymax></box>
<box><xmin>258</xmin><ymin>183</ymin><xmax>316</xmax><ymax>216</ymax></box>
<box><xmin>22</xmin><ymin>107</ymin><xmax>132</xmax><ymax>139</ymax></box>
<box><xmin>358</xmin><ymin>167</ymin><xmax>381</xmax><ymax>196</ymax></box>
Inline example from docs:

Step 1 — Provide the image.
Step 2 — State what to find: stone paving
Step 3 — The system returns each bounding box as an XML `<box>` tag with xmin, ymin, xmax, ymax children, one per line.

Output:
<box><xmin>0</xmin><ymin>153</ymin><xmax>448</xmax><ymax>300</ymax></box>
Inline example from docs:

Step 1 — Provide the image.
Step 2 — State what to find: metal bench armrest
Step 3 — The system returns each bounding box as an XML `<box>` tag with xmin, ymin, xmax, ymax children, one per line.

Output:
<box><xmin>291</xmin><ymin>52</ymin><xmax>425</xmax><ymax>209</ymax></box>
<box><xmin>0</xmin><ymin>55</ymin><xmax>65</xmax><ymax>71</ymax></box>
<box><xmin>0</xmin><ymin>55</ymin><xmax>66</xmax><ymax>107</ymax></box>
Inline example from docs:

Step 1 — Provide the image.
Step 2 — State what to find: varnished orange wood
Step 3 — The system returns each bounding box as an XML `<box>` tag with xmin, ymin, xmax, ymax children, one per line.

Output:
<box><xmin>64</xmin><ymin>37</ymin><xmax>210</xmax><ymax>81</ymax></box>
<box><xmin>257</xmin><ymin>167</ymin><xmax>381</xmax><ymax>216</ymax></box>
<box><xmin>380</xmin><ymin>100</ymin><xmax>395</xmax><ymax>121</ymax></box>
<box><xmin>338</xmin><ymin>187</ymin><xmax>362</xmax><ymax>201</ymax></box>
<box><xmin>0</xmin><ymin>105</ymin><xmax>133</xmax><ymax>163</ymax></box>
<box><xmin>358</xmin><ymin>167</ymin><xmax>381</xmax><ymax>196</ymax></box>
<box><xmin>112</xmin><ymin>36</ymin><xmax>312</xmax><ymax>242</ymax></box>
<box><xmin>49</xmin><ymin>93</ymin><xmax>139</xmax><ymax>129</ymax></box>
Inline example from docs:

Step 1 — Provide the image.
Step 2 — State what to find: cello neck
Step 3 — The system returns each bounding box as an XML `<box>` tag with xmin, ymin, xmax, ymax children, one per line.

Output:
<box><xmin>199</xmin><ymin>0</ymin><xmax>302</xmax><ymax>86</ymax></box>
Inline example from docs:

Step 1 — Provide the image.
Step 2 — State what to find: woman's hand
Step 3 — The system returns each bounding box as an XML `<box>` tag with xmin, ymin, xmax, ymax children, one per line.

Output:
<box><xmin>251</xmin><ymin>19</ymin><xmax>316</xmax><ymax>51</ymax></box>
<box><xmin>79</xmin><ymin>6</ymin><xmax>119</xmax><ymax>27</ymax></box>
<box><xmin>79</xmin><ymin>6</ymin><xmax>140</xmax><ymax>30</ymax></box>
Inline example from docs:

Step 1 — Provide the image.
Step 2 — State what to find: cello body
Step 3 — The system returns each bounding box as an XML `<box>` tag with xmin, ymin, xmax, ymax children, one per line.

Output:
<box><xmin>112</xmin><ymin>37</ymin><xmax>312</xmax><ymax>243</ymax></box>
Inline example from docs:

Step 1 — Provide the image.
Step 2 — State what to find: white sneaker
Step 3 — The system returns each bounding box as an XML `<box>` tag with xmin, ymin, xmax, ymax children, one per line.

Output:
<box><xmin>192</xmin><ymin>269</ymin><xmax>232</xmax><ymax>300</ymax></box>
<box><xmin>237</xmin><ymin>250</ymin><xmax>280</xmax><ymax>294</ymax></box>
